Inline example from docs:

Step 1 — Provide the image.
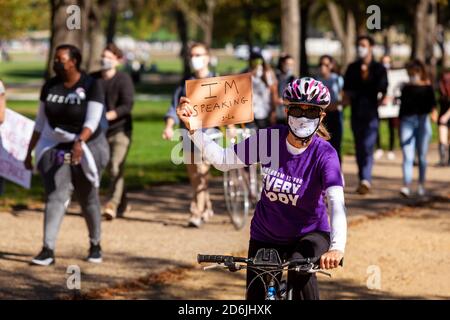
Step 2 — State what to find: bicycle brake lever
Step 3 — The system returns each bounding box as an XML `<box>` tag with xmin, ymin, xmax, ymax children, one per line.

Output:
<box><xmin>317</xmin><ymin>270</ymin><xmax>332</xmax><ymax>278</ymax></box>
<box><xmin>203</xmin><ymin>264</ymin><xmax>227</xmax><ymax>271</ymax></box>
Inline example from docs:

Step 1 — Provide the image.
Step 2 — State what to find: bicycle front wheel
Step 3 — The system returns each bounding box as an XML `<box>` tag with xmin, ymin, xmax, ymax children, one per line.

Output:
<box><xmin>223</xmin><ymin>168</ymin><xmax>250</xmax><ymax>230</ymax></box>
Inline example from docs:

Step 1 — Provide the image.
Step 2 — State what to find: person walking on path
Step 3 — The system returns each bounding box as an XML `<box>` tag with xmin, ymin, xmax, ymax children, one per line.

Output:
<box><xmin>344</xmin><ymin>35</ymin><xmax>388</xmax><ymax>195</ymax></box>
<box><xmin>162</xmin><ymin>42</ymin><xmax>218</xmax><ymax>228</ymax></box>
<box><xmin>437</xmin><ymin>70</ymin><xmax>450</xmax><ymax>166</ymax></box>
<box><xmin>275</xmin><ymin>54</ymin><xmax>296</xmax><ymax>124</ymax></box>
<box><xmin>92</xmin><ymin>43</ymin><xmax>135</xmax><ymax>220</ymax></box>
<box><xmin>24</xmin><ymin>44</ymin><xmax>109</xmax><ymax>266</ymax></box>
<box><xmin>374</xmin><ymin>55</ymin><xmax>400</xmax><ymax>161</ymax></box>
<box><xmin>399</xmin><ymin>60</ymin><xmax>438</xmax><ymax>198</ymax></box>
<box><xmin>317</xmin><ymin>55</ymin><xmax>344</xmax><ymax>163</ymax></box>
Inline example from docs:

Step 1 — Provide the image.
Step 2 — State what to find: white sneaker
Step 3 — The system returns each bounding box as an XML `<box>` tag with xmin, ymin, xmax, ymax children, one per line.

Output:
<box><xmin>417</xmin><ymin>185</ymin><xmax>426</xmax><ymax>197</ymax></box>
<box><xmin>387</xmin><ymin>151</ymin><xmax>396</xmax><ymax>161</ymax></box>
<box><xmin>374</xmin><ymin>149</ymin><xmax>384</xmax><ymax>160</ymax></box>
<box><xmin>188</xmin><ymin>216</ymin><xmax>203</xmax><ymax>228</ymax></box>
<box><xmin>400</xmin><ymin>187</ymin><xmax>411</xmax><ymax>198</ymax></box>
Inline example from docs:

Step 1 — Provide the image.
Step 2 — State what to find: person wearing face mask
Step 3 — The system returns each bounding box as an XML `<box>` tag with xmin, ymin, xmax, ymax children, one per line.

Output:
<box><xmin>163</xmin><ymin>42</ymin><xmax>226</xmax><ymax>228</ymax></box>
<box><xmin>24</xmin><ymin>44</ymin><xmax>109</xmax><ymax>266</ymax></box>
<box><xmin>177</xmin><ymin>77</ymin><xmax>346</xmax><ymax>300</ymax></box>
<box><xmin>247</xmin><ymin>50</ymin><xmax>279</xmax><ymax>129</ymax></box>
<box><xmin>275</xmin><ymin>54</ymin><xmax>296</xmax><ymax>123</ymax></box>
<box><xmin>317</xmin><ymin>55</ymin><xmax>344</xmax><ymax>163</ymax></box>
<box><xmin>343</xmin><ymin>35</ymin><xmax>388</xmax><ymax>195</ymax></box>
<box><xmin>398</xmin><ymin>60</ymin><xmax>438</xmax><ymax>198</ymax></box>
<box><xmin>374</xmin><ymin>55</ymin><xmax>400</xmax><ymax>161</ymax></box>
<box><xmin>91</xmin><ymin>43</ymin><xmax>135</xmax><ymax>220</ymax></box>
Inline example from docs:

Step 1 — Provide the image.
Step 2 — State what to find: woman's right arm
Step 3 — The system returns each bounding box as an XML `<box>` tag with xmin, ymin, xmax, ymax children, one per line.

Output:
<box><xmin>176</xmin><ymin>96</ymin><xmax>248</xmax><ymax>172</ymax></box>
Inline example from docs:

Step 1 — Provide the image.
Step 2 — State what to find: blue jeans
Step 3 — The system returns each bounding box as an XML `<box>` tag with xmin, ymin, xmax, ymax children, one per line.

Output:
<box><xmin>400</xmin><ymin>114</ymin><xmax>432</xmax><ymax>186</ymax></box>
<box><xmin>351</xmin><ymin>117</ymin><xmax>379</xmax><ymax>182</ymax></box>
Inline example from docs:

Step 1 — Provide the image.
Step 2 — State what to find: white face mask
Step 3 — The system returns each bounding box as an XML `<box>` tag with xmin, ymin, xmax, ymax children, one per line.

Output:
<box><xmin>383</xmin><ymin>63</ymin><xmax>391</xmax><ymax>70</ymax></box>
<box><xmin>357</xmin><ymin>46</ymin><xmax>369</xmax><ymax>59</ymax></box>
<box><xmin>410</xmin><ymin>74</ymin><xmax>421</xmax><ymax>84</ymax></box>
<box><xmin>101</xmin><ymin>58</ymin><xmax>115</xmax><ymax>71</ymax></box>
<box><xmin>190</xmin><ymin>56</ymin><xmax>206</xmax><ymax>71</ymax></box>
<box><xmin>288</xmin><ymin>116</ymin><xmax>320</xmax><ymax>139</ymax></box>
<box><xmin>255</xmin><ymin>65</ymin><xmax>264</xmax><ymax>78</ymax></box>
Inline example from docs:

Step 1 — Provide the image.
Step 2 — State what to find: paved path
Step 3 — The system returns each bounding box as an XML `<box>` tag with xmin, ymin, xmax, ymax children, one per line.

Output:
<box><xmin>0</xmin><ymin>144</ymin><xmax>448</xmax><ymax>299</ymax></box>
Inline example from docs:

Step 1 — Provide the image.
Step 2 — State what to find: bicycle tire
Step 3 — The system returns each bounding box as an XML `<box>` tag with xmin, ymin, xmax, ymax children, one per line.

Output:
<box><xmin>223</xmin><ymin>168</ymin><xmax>250</xmax><ymax>230</ymax></box>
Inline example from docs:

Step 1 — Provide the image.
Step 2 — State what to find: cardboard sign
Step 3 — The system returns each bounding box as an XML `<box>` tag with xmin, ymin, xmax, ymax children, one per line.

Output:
<box><xmin>186</xmin><ymin>73</ymin><xmax>254</xmax><ymax>130</ymax></box>
<box><xmin>0</xmin><ymin>108</ymin><xmax>34</xmax><ymax>189</ymax></box>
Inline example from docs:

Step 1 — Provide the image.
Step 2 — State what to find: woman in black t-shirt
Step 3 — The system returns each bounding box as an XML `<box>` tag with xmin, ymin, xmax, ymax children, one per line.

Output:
<box><xmin>399</xmin><ymin>60</ymin><xmax>438</xmax><ymax>198</ymax></box>
<box><xmin>24</xmin><ymin>44</ymin><xmax>110</xmax><ymax>266</ymax></box>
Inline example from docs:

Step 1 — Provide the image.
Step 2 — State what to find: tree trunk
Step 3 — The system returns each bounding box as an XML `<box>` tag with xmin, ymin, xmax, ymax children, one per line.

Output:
<box><xmin>327</xmin><ymin>1</ymin><xmax>355</xmax><ymax>72</ymax></box>
<box><xmin>244</xmin><ymin>3</ymin><xmax>253</xmax><ymax>55</ymax></box>
<box><xmin>414</xmin><ymin>0</ymin><xmax>438</xmax><ymax>81</ymax></box>
<box><xmin>106</xmin><ymin>0</ymin><xmax>118</xmax><ymax>44</ymax></box>
<box><xmin>47</xmin><ymin>0</ymin><xmax>88</xmax><ymax>78</ymax></box>
<box><xmin>203</xmin><ymin>0</ymin><xmax>216</xmax><ymax>47</ymax></box>
<box><xmin>281</xmin><ymin>0</ymin><xmax>300</xmax><ymax>75</ymax></box>
<box><xmin>300</xmin><ymin>1</ymin><xmax>310</xmax><ymax>76</ymax></box>
<box><xmin>175</xmin><ymin>8</ymin><xmax>190</xmax><ymax>79</ymax></box>
<box><xmin>86</xmin><ymin>1</ymin><xmax>105</xmax><ymax>73</ymax></box>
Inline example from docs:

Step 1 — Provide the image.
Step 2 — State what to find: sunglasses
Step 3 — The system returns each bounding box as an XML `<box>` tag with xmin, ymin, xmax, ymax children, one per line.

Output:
<box><xmin>287</xmin><ymin>105</ymin><xmax>322</xmax><ymax>119</ymax></box>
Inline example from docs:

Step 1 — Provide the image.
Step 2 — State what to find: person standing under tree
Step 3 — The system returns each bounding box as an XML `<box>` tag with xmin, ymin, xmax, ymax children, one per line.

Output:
<box><xmin>92</xmin><ymin>43</ymin><xmax>135</xmax><ymax>220</ymax></box>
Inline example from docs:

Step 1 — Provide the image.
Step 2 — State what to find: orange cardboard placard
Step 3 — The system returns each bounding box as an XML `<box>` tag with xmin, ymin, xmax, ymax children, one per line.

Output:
<box><xmin>186</xmin><ymin>73</ymin><xmax>254</xmax><ymax>130</ymax></box>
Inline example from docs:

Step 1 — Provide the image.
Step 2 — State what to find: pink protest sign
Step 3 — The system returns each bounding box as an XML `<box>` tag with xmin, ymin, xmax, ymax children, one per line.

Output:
<box><xmin>0</xmin><ymin>108</ymin><xmax>34</xmax><ymax>189</ymax></box>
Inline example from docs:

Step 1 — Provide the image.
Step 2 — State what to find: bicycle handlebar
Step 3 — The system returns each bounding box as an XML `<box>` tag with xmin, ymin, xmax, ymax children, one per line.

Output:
<box><xmin>197</xmin><ymin>254</ymin><xmax>248</xmax><ymax>264</ymax></box>
<box><xmin>198</xmin><ymin>254</ymin><xmax>343</xmax><ymax>267</ymax></box>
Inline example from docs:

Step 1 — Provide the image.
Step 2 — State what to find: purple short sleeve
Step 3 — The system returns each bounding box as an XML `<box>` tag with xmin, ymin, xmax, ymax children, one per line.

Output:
<box><xmin>320</xmin><ymin>147</ymin><xmax>343</xmax><ymax>189</ymax></box>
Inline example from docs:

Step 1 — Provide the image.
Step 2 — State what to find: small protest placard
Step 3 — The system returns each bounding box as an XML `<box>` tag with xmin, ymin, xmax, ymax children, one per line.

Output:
<box><xmin>186</xmin><ymin>73</ymin><xmax>254</xmax><ymax>130</ymax></box>
<box><xmin>0</xmin><ymin>108</ymin><xmax>34</xmax><ymax>189</ymax></box>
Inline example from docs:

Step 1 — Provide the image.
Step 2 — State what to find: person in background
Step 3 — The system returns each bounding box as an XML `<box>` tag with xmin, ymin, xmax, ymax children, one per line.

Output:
<box><xmin>374</xmin><ymin>55</ymin><xmax>399</xmax><ymax>161</ymax></box>
<box><xmin>317</xmin><ymin>55</ymin><xmax>344</xmax><ymax>163</ymax></box>
<box><xmin>0</xmin><ymin>80</ymin><xmax>5</xmax><ymax>124</ymax></box>
<box><xmin>437</xmin><ymin>70</ymin><xmax>450</xmax><ymax>166</ymax></box>
<box><xmin>248</xmin><ymin>50</ymin><xmax>279</xmax><ymax>129</ymax></box>
<box><xmin>344</xmin><ymin>35</ymin><xmax>388</xmax><ymax>195</ymax></box>
<box><xmin>0</xmin><ymin>80</ymin><xmax>6</xmax><ymax>195</ymax></box>
<box><xmin>92</xmin><ymin>43</ymin><xmax>135</xmax><ymax>220</ymax></box>
<box><xmin>24</xmin><ymin>44</ymin><xmax>109</xmax><ymax>266</ymax></box>
<box><xmin>162</xmin><ymin>42</ymin><xmax>217</xmax><ymax>228</ymax></box>
<box><xmin>275</xmin><ymin>54</ymin><xmax>296</xmax><ymax>124</ymax></box>
<box><xmin>399</xmin><ymin>60</ymin><xmax>438</xmax><ymax>198</ymax></box>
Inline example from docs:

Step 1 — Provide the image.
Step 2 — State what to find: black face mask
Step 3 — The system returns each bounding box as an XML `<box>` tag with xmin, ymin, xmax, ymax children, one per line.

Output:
<box><xmin>53</xmin><ymin>61</ymin><xmax>66</xmax><ymax>77</ymax></box>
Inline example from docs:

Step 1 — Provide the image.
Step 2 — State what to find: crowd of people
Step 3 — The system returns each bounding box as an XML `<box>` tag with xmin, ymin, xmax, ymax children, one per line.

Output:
<box><xmin>0</xmin><ymin>34</ymin><xmax>448</xmax><ymax>273</ymax></box>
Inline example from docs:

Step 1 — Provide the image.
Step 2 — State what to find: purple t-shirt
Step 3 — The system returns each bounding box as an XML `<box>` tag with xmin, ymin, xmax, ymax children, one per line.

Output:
<box><xmin>234</xmin><ymin>125</ymin><xmax>343</xmax><ymax>244</ymax></box>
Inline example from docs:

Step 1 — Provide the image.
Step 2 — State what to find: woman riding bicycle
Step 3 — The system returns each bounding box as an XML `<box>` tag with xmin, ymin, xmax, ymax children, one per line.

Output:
<box><xmin>176</xmin><ymin>77</ymin><xmax>347</xmax><ymax>300</ymax></box>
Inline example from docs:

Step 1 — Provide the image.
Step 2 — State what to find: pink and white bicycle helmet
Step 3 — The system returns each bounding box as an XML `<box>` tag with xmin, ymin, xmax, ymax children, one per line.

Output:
<box><xmin>283</xmin><ymin>77</ymin><xmax>331</xmax><ymax>109</ymax></box>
